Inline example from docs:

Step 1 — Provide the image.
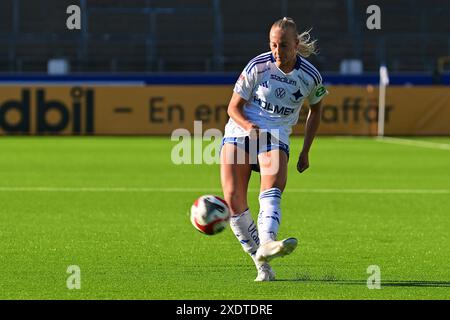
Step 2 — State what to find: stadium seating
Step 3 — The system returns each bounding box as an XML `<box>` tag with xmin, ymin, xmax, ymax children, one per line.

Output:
<box><xmin>0</xmin><ymin>0</ymin><xmax>449</xmax><ymax>73</ymax></box>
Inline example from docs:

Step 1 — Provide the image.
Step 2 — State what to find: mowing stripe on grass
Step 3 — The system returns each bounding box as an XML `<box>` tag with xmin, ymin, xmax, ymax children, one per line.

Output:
<box><xmin>0</xmin><ymin>187</ymin><xmax>449</xmax><ymax>194</ymax></box>
<box><xmin>376</xmin><ymin>137</ymin><xmax>450</xmax><ymax>150</ymax></box>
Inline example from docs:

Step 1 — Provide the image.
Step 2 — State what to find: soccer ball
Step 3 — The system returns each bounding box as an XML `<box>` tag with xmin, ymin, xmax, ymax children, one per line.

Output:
<box><xmin>190</xmin><ymin>195</ymin><xmax>230</xmax><ymax>235</ymax></box>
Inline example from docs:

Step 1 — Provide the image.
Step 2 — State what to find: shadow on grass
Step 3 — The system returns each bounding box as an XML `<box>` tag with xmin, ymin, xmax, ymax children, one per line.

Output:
<box><xmin>275</xmin><ymin>279</ymin><xmax>450</xmax><ymax>288</ymax></box>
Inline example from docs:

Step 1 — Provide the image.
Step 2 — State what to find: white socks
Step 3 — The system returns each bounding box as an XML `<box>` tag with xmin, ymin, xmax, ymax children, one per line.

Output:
<box><xmin>230</xmin><ymin>188</ymin><xmax>283</xmax><ymax>269</ymax></box>
<box><xmin>258</xmin><ymin>188</ymin><xmax>282</xmax><ymax>245</ymax></box>
<box><xmin>229</xmin><ymin>208</ymin><xmax>260</xmax><ymax>257</ymax></box>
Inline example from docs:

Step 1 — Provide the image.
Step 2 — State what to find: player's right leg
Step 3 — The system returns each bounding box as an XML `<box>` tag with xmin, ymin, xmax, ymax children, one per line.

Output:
<box><xmin>220</xmin><ymin>142</ymin><xmax>275</xmax><ymax>281</ymax></box>
<box><xmin>220</xmin><ymin>142</ymin><xmax>252</xmax><ymax>216</ymax></box>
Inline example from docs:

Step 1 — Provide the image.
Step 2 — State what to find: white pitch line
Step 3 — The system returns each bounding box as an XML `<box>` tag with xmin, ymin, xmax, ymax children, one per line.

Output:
<box><xmin>286</xmin><ymin>188</ymin><xmax>450</xmax><ymax>194</ymax></box>
<box><xmin>0</xmin><ymin>187</ymin><xmax>449</xmax><ymax>194</ymax></box>
<box><xmin>376</xmin><ymin>137</ymin><xmax>450</xmax><ymax>150</ymax></box>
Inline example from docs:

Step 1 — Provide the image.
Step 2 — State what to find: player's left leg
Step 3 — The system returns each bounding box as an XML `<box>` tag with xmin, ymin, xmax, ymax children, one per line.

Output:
<box><xmin>220</xmin><ymin>141</ymin><xmax>275</xmax><ymax>281</ymax></box>
<box><xmin>256</xmin><ymin>148</ymin><xmax>298</xmax><ymax>263</ymax></box>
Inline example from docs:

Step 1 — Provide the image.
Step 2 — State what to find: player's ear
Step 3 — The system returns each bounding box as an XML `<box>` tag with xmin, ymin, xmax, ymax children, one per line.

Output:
<box><xmin>295</xmin><ymin>34</ymin><xmax>300</xmax><ymax>47</ymax></box>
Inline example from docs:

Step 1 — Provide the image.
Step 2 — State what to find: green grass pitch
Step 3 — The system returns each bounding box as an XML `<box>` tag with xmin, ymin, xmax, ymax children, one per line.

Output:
<box><xmin>0</xmin><ymin>136</ymin><xmax>449</xmax><ymax>299</ymax></box>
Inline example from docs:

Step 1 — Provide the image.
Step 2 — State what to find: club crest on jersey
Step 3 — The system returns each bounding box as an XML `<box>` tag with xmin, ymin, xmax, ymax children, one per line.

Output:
<box><xmin>275</xmin><ymin>88</ymin><xmax>286</xmax><ymax>99</ymax></box>
<box><xmin>290</xmin><ymin>89</ymin><xmax>303</xmax><ymax>102</ymax></box>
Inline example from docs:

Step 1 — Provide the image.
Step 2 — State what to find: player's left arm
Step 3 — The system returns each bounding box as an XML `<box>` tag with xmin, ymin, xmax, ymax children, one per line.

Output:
<box><xmin>297</xmin><ymin>100</ymin><xmax>323</xmax><ymax>173</ymax></box>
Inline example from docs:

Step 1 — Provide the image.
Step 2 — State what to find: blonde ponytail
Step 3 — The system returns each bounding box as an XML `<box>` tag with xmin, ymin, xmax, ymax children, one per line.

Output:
<box><xmin>296</xmin><ymin>29</ymin><xmax>318</xmax><ymax>58</ymax></box>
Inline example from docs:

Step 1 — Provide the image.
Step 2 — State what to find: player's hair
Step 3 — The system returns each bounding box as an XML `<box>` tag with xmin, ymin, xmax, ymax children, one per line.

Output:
<box><xmin>271</xmin><ymin>17</ymin><xmax>318</xmax><ymax>58</ymax></box>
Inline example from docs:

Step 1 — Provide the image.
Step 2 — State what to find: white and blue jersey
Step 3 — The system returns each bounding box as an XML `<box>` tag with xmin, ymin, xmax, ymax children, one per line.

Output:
<box><xmin>224</xmin><ymin>51</ymin><xmax>328</xmax><ymax>146</ymax></box>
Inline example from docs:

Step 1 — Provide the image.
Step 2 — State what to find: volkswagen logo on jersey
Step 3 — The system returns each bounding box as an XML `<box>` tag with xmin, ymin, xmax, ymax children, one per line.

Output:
<box><xmin>275</xmin><ymin>88</ymin><xmax>286</xmax><ymax>99</ymax></box>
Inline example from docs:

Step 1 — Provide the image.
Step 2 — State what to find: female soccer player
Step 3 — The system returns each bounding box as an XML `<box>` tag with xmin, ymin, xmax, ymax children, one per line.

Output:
<box><xmin>220</xmin><ymin>17</ymin><xmax>327</xmax><ymax>281</ymax></box>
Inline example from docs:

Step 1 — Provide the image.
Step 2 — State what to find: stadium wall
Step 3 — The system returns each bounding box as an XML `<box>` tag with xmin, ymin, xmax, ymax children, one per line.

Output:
<box><xmin>0</xmin><ymin>75</ymin><xmax>449</xmax><ymax>136</ymax></box>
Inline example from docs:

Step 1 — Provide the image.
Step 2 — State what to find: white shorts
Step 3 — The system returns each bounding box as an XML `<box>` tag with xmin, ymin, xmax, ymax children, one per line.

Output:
<box><xmin>220</xmin><ymin>132</ymin><xmax>290</xmax><ymax>172</ymax></box>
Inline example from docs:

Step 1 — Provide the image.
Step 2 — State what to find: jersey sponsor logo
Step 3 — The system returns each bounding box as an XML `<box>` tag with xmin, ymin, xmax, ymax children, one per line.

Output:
<box><xmin>270</xmin><ymin>74</ymin><xmax>297</xmax><ymax>86</ymax></box>
<box><xmin>253</xmin><ymin>96</ymin><xmax>295</xmax><ymax>116</ymax></box>
<box><xmin>315</xmin><ymin>86</ymin><xmax>327</xmax><ymax>97</ymax></box>
<box><xmin>275</xmin><ymin>88</ymin><xmax>286</xmax><ymax>99</ymax></box>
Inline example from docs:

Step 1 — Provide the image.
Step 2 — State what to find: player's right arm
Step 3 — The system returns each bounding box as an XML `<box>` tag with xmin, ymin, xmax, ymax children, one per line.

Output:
<box><xmin>228</xmin><ymin>61</ymin><xmax>262</xmax><ymax>136</ymax></box>
<box><xmin>227</xmin><ymin>92</ymin><xmax>259</xmax><ymax>134</ymax></box>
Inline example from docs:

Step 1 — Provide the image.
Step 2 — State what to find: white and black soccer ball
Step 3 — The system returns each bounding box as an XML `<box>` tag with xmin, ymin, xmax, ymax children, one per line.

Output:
<box><xmin>190</xmin><ymin>195</ymin><xmax>230</xmax><ymax>235</ymax></box>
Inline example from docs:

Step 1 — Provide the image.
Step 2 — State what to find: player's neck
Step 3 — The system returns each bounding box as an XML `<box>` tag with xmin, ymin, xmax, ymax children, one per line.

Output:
<box><xmin>276</xmin><ymin>59</ymin><xmax>296</xmax><ymax>74</ymax></box>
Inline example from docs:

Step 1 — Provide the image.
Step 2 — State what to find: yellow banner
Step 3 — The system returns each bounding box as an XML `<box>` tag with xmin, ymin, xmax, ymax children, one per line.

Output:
<box><xmin>0</xmin><ymin>86</ymin><xmax>449</xmax><ymax>135</ymax></box>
